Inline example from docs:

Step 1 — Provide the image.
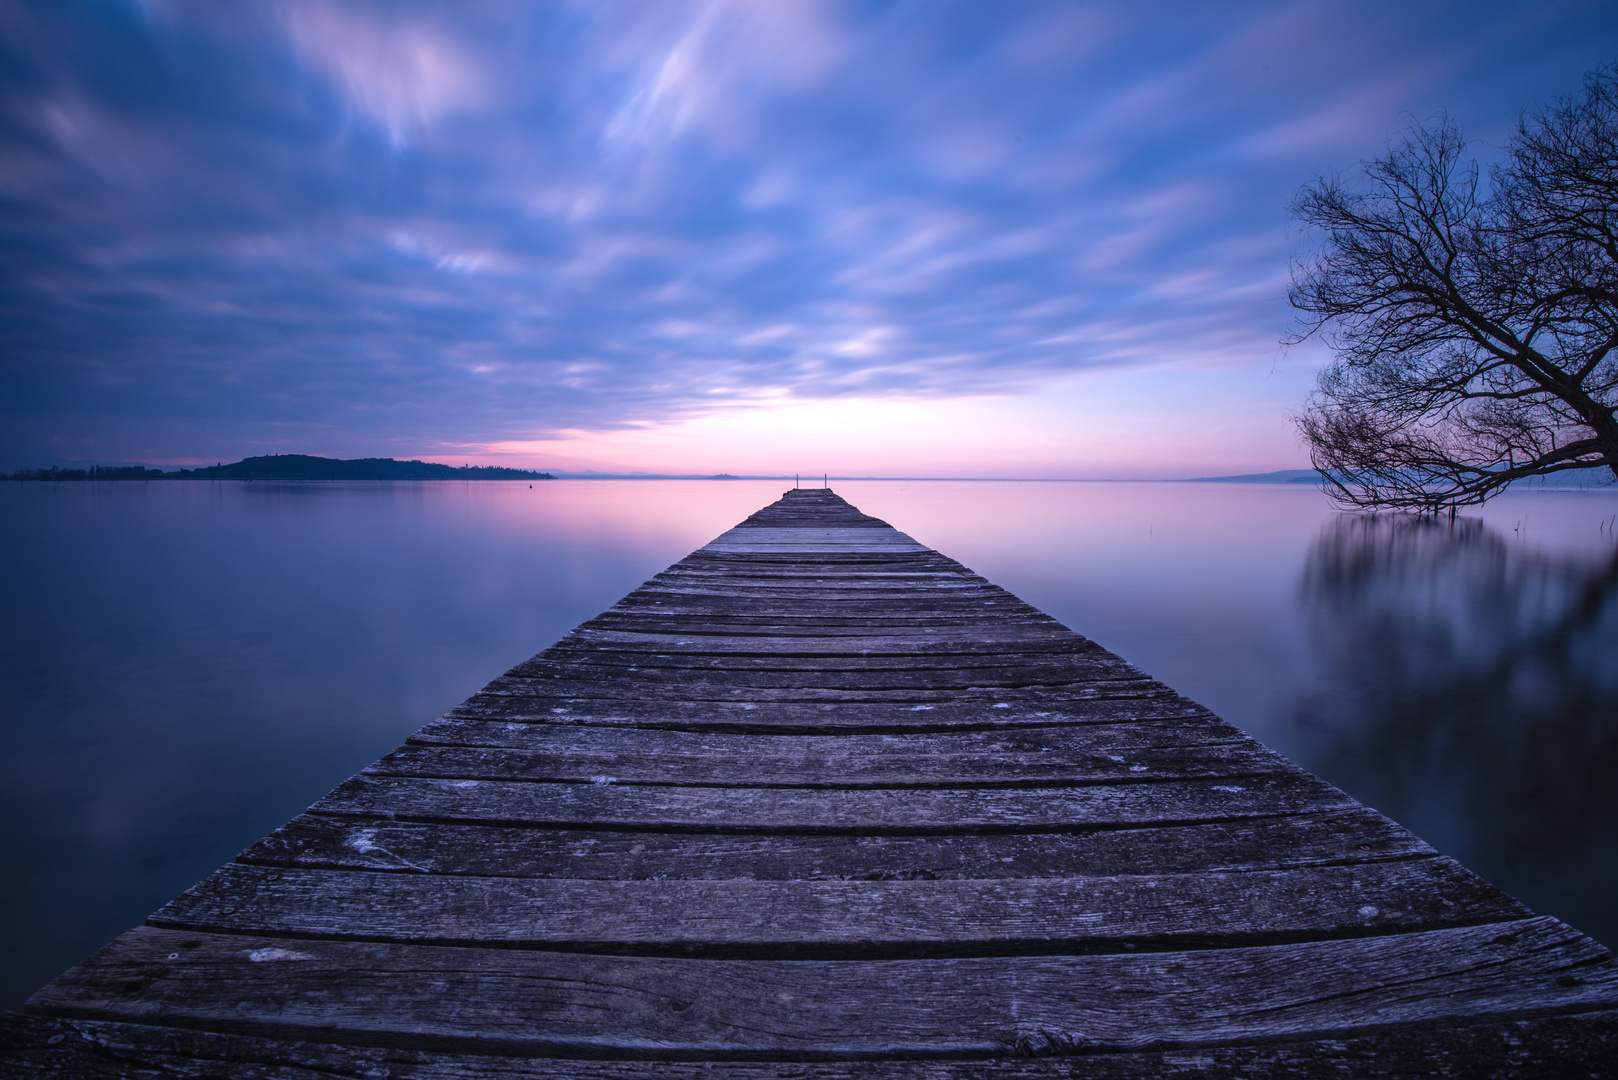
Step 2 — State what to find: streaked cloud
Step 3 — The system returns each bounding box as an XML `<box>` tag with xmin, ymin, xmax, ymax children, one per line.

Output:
<box><xmin>283</xmin><ymin>2</ymin><xmax>486</xmax><ymax>145</ymax></box>
<box><xmin>0</xmin><ymin>0</ymin><xmax>1613</xmax><ymax>470</ymax></box>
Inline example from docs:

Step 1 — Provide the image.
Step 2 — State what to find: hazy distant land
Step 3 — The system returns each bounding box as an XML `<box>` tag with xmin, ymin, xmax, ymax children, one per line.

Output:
<box><xmin>1180</xmin><ymin>469</ymin><xmax>1322</xmax><ymax>483</ymax></box>
<box><xmin>5</xmin><ymin>454</ymin><xmax>555</xmax><ymax>481</ymax></box>
<box><xmin>6</xmin><ymin>460</ymin><xmax>1611</xmax><ymax>487</ymax></box>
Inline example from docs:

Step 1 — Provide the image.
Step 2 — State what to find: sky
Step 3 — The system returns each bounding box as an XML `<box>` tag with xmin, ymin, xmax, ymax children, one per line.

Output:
<box><xmin>2</xmin><ymin>1</ymin><xmax>1616</xmax><ymax>478</ymax></box>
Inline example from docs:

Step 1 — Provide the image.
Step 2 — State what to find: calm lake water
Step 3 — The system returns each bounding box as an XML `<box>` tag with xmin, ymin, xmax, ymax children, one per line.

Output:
<box><xmin>3</xmin><ymin>478</ymin><xmax>1616</xmax><ymax>1006</ymax></box>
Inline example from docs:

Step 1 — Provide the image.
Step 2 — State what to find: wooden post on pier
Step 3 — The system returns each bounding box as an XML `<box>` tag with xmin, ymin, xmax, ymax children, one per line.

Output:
<box><xmin>4</xmin><ymin>488</ymin><xmax>1616</xmax><ymax>1075</ymax></box>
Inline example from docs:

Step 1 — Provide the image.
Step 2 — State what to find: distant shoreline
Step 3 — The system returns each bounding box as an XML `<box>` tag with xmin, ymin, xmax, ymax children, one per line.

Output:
<box><xmin>5</xmin><ymin>455</ymin><xmax>555</xmax><ymax>482</ymax></box>
<box><xmin>6</xmin><ymin>462</ymin><xmax>1614</xmax><ymax>489</ymax></box>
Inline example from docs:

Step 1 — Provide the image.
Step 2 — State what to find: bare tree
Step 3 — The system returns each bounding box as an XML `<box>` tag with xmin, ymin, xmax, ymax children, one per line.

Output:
<box><xmin>1289</xmin><ymin>66</ymin><xmax>1618</xmax><ymax>510</ymax></box>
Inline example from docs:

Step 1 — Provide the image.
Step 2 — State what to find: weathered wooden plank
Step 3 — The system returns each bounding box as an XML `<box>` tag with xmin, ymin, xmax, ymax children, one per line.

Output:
<box><xmin>698</xmin><ymin>546</ymin><xmax>933</xmax><ymax>556</ymax></box>
<box><xmin>630</xmin><ymin>588</ymin><xmax>1026</xmax><ymax>604</ymax></box>
<box><xmin>150</xmin><ymin>858</ymin><xmax>1526</xmax><ymax>955</ymax></box>
<box><xmin>695</xmin><ymin>550</ymin><xmax>938</xmax><ymax>557</ymax></box>
<box><xmin>369</xmin><ymin>730</ymin><xmax>1289</xmax><ymax>788</ymax></box>
<box><xmin>473</xmin><ymin>677</ymin><xmax>1176</xmax><ymax>704</ymax></box>
<box><xmin>362</xmin><ymin>743</ymin><xmax>1285</xmax><ymax>788</ymax></box>
<box><xmin>597</xmin><ymin>602</ymin><xmax>1054</xmax><ymax>620</ymax></box>
<box><xmin>574</xmin><ymin>619</ymin><xmax>1077</xmax><ymax>638</ymax></box>
<box><xmin>10</xmin><ymin>1010</ymin><xmax>1618</xmax><ymax>1079</ymax></box>
<box><xmin>500</xmin><ymin>662</ymin><xmax>1147</xmax><ymax>691</ymax></box>
<box><xmin>620</xmin><ymin>592</ymin><xmax>1020</xmax><ymax>606</ymax></box>
<box><xmin>504</xmin><ymin>663</ymin><xmax>1145</xmax><ymax>689</ymax></box>
<box><xmin>240</xmin><ymin>808</ymin><xmax>1435</xmax><ymax>879</ymax></box>
<box><xmin>527</xmin><ymin>650</ymin><xmax>1113</xmax><ymax>673</ymax></box>
<box><xmin>638</xmin><ymin>564</ymin><xmax>995</xmax><ymax>578</ymax></box>
<box><xmin>530</xmin><ymin>650</ymin><xmax>1113</xmax><ymax>676</ymax></box>
<box><xmin>468</xmin><ymin>681</ymin><xmax>1168</xmax><ymax>708</ymax></box>
<box><xmin>28</xmin><ymin>919</ymin><xmax>1618</xmax><ymax>1058</ymax></box>
<box><xmin>646</xmin><ymin>573</ymin><xmax>988</xmax><ymax>587</ymax></box>
<box><xmin>665</xmin><ymin>570</ymin><xmax>975</xmax><ymax>581</ymax></box>
<box><xmin>683</xmin><ymin>546</ymin><xmax>950</xmax><ymax>557</ymax></box>
<box><xmin>605</xmin><ymin>581</ymin><xmax>1030</xmax><ymax>595</ymax></box>
<box><xmin>409</xmin><ymin>715</ymin><xmax>1255</xmax><ymax>753</ymax></box>
<box><xmin>308</xmin><ymin>773</ymin><xmax>1357</xmax><ymax>831</ymax></box>
<box><xmin>559</xmin><ymin>632</ymin><xmax>1090</xmax><ymax>656</ymax></box>
<box><xmin>657</xmin><ymin>570</ymin><xmax>1004</xmax><ymax>581</ymax></box>
<box><xmin>603</xmin><ymin>590</ymin><xmax>1040</xmax><ymax>609</ymax></box>
<box><xmin>449</xmin><ymin>693</ymin><xmax>1215</xmax><ymax>732</ymax></box>
<box><xmin>672</xmin><ymin>567</ymin><xmax>978</xmax><ymax>579</ymax></box>
<box><xmin>591</xmin><ymin>610</ymin><xmax>1060</xmax><ymax>627</ymax></box>
<box><xmin>702</xmin><ymin>525</ymin><xmax>928</xmax><ymax>542</ymax></box>
<box><xmin>631</xmin><ymin>579</ymin><xmax>1021</xmax><ymax>594</ymax></box>
<box><xmin>654</xmin><ymin>566</ymin><xmax>978</xmax><ymax>579</ymax></box>
<box><xmin>603</xmin><ymin>590</ymin><xmax>1041</xmax><ymax>605</ymax></box>
<box><xmin>666</xmin><ymin>560</ymin><xmax>977</xmax><ymax>569</ymax></box>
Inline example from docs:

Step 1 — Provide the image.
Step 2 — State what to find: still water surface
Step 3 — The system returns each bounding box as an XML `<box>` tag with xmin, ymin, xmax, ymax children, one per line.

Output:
<box><xmin>3</xmin><ymin>478</ymin><xmax>1615</xmax><ymax>1006</ymax></box>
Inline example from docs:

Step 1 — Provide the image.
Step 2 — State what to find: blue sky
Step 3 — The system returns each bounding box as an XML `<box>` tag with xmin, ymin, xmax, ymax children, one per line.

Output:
<box><xmin>3</xmin><ymin>0</ymin><xmax>1616</xmax><ymax>476</ymax></box>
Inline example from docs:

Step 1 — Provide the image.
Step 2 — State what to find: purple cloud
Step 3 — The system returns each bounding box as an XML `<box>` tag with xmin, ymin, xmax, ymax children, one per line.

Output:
<box><xmin>1</xmin><ymin>0</ymin><xmax>1614</xmax><ymax>463</ymax></box>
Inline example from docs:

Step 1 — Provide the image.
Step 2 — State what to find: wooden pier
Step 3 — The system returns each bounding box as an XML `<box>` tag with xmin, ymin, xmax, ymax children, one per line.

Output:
<box><xmin>4</xmin><ymin>488</ymin><xmax>1616</xmax><ymax>1076</ymax></box>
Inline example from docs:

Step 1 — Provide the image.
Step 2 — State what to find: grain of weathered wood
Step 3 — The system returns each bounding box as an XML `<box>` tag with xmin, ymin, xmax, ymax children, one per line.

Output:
<box><xmin>526</xmin><ymin>652</ymin><xmax>1120</xmax><ymax>676</ymax></box>
<box><xmin>359</xmin><ymin>742</ymin><xmax>1279</xmax><ymax>789</ymax></box>
<box><xmin>644</xmin><ymin>572</ymin><xmax>991</xmax><ymax>586</ymax></box>
<box><xmin>371</xmin><ymin>727</ymin><xmax>1289</xmax><ymax>787</ymax></box>
<box><xmin>621</xmin><ymin>595</ymin><xmax>1037</xmax><ymax>611</ymax></box>
<box><xmin>29</xmin><ymin>920</ymin><xmax>1617</xmax><ymax>1059</ymax></box>
<box><xmin>409</xmin><ymin>715</ymin><xmax>1247</xmax><ymax>754</ymax></box>
<box><xmin>504</xmin><ymin>659</ymin><xmax>1145</xmax><ymax>689</ymax></box>
<box><xmin>607</xmin><ymin>594</ymin><xmax>1050</xmax><ymax>610</ymax></box>
<box><xmin>596</xmin><ymin>596</ymin><xmax>1051</xmax><ymax>611</ymax></box>
<box><xmin>462</xmin><ymin>680</ymin><xmax>1169</xmax><ymax>708</ymax></box>
<box><xmin>150</xmin><ymin>858</ymin><xmax>1525</xmax><ymax>955</ymax></box>
<box><xmin>10</xmin><ymin>1011</ymin><xmax>1618</xmax><ymax>1080</ymax></box>
<box><xmin>558</xmin><ymin>635</ymin><xmax>1091</xmax><ymax>658</ymax></box>
<box><xmin>634</xmin><ymin>584</ymin><xmax>1013</xmax><ymax>598</ymax></box>
<box><xmin>308</xmin><ymin>773</ymin><xmax>1358</xmax><ymax>831</ymax></box>
<box><xmin>451</xmin><ymin>688</ymin><xmax>1207</xmax><ymax>732</ymax></box>
<box><xmin>551</xmin><ymin>643</ymin><xmax>1097</xmax><ymax>664</ymax></box>
<box><xmin>571</xmin><ymin>623</ymin><xmax>1080</xmax><ymax>643</ymax></box>
<box><xmin>241</xmin><ymin>808</ymin><xmax>1433</xmax><ymax>879</ymax></box>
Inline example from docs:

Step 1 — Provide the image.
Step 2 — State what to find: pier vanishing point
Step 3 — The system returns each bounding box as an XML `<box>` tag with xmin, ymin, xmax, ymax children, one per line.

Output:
<box><xmin>4</xmin><ymin>488</ymin><xmax>1616</xmax><ymax>1076</ymax></box>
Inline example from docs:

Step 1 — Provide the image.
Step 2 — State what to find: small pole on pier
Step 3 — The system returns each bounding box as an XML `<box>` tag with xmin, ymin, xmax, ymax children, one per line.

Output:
<box><xmin>795</xmin><ymin>474</ymin><xmax>799</xmax><ymax>489</ymax></box>
<box><xmin>823</xmin><ymin>473</ymin><xmax>827</xmax><ymax>489</ymax></box>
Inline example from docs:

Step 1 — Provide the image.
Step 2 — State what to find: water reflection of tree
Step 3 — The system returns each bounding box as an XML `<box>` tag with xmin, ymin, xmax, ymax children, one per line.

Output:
<box><xmin>1295</xmin><ymin>514</ymin><xmax>1618</xmax><ymax>947</ymax></box>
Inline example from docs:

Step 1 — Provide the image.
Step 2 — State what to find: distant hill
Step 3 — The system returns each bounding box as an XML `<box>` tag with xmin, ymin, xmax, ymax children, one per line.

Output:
<box><xmin>171</xmin><ymin>455</ymin><xmax>554</xmax><ymax>481</ymax></box>
<box><xmin>1180</xmin><ymin>469</ymin><xmax>1322</xmax><ymax>484</ymax></box>
<box><xmin>1179</xmin><ymin>467</ymin><xmax>1614</xmax><ymax>489</ymax></box>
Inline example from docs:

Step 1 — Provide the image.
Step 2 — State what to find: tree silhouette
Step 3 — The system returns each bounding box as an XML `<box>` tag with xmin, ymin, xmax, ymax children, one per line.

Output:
<box><xmin>1290</xmin><ymin>66</ymin><xmax>1618</xmax><ymax>509</ymax></box>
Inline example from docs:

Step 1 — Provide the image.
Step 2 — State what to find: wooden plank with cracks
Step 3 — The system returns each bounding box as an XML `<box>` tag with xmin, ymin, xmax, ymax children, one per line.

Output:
<box><xmin>26</xmin><ymin>920</ymin><xmax>1618</xmax><ymax>1059</ymax></box>
<box><xmin>7</xmin><ymin>1011</ymin><xmax>1618</xmax><ymax>1079</ymax></box>
<box><xmin>446</xmin><ymin>692</ymin><xmax>1215</xmax><ymax>732</ymax></box>
<box><xmin>149</xmin><ymin>858</ymin><xmax>1527</xmax><ymax>955</ymax></box>
<box><xmin>239</xmin><ymin>808</ymin><xmax>1436</xmax><ymax>880</ymax></box>
<box><xmin>307</xmin><ymin>772</ymin><xmax>1358</xmax><ymax>832</ymax></box>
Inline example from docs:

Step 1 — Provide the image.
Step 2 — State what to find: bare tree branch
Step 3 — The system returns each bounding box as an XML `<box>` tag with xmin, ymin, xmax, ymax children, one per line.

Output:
<box><xmin>1288</xmin><ymin>67</ymin><xmax>1618</xmax><ymax>510</ymax></box>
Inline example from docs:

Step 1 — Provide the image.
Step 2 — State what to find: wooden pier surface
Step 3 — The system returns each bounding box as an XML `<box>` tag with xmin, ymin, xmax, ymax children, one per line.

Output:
<box><xmin>4</xmin><ymin>488</ymin><xmax>1616</xmax><ymax>1076</ymax></box>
